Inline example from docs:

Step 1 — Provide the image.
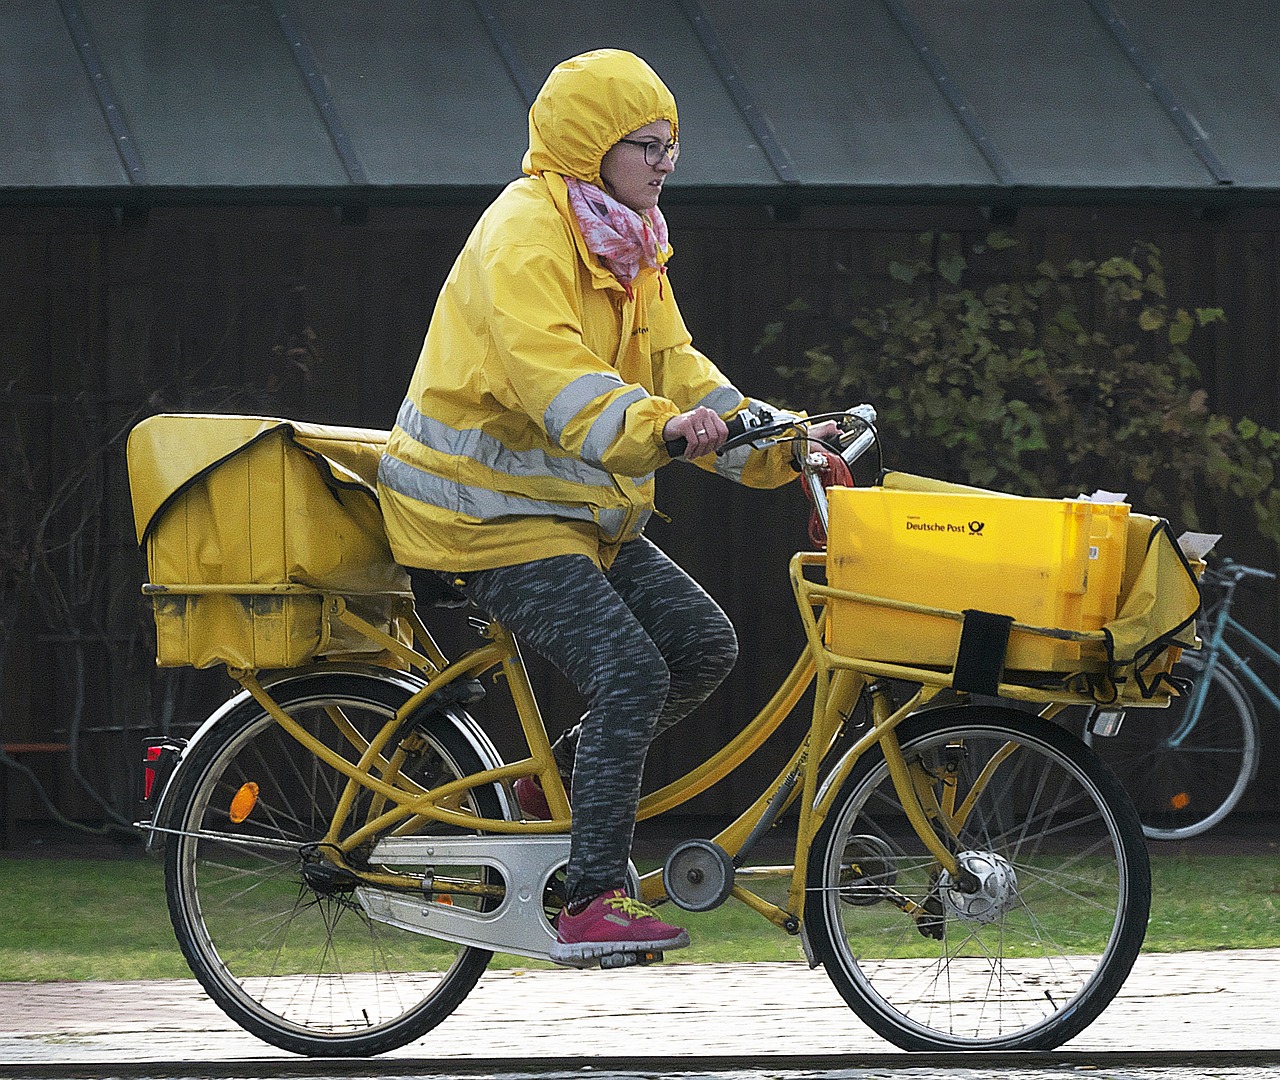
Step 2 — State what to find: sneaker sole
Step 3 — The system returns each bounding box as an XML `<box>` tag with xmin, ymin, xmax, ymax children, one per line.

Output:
<box><xmin>549</xmin><ymin>930</ymin><xmax>690</xmax><ymax>967</ymax></box>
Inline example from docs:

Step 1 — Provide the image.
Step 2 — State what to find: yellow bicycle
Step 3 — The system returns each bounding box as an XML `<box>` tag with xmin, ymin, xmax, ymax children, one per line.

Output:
<box><xmin>128</xmin><ymin>405</ymin><xmax>1199</xmax><ymax>1057</ymax></box>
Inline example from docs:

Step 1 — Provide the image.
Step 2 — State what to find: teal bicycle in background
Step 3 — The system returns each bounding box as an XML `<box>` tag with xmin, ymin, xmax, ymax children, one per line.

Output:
<box><xmin>1086</xmin><ymin>559</ymin><xmax>1274</xmax><ymax>841</ymax></box>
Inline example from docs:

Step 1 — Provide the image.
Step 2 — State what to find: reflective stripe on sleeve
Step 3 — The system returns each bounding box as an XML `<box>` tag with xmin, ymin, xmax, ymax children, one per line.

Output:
<box><xmin>581</xmin><ymin>385</ymin><xmax>648</xmax><ymax>468</ymax></box>
<box><xmin>544</xmin><ymin>370</ymin><xmax>628</xmax><ymax>443</ymax></box>
<box><xmin>713</xmin><ymin>443</ymin><xmax>752</xmax><ymax>483</ymax></box>
<box><xmin>695</xmin><ymin>384</ymin><xmax>744</xmax><ymax>414</ymax></box>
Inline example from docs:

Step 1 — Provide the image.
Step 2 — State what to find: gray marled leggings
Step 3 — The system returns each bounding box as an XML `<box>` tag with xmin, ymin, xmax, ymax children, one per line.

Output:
<box><xmin>451</xmin><ymin>537</ymin><xmax>738</xmax><ymax>905</ymax></box>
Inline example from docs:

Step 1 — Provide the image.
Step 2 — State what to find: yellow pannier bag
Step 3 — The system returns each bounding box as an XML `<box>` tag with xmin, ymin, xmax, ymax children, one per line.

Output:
<box><xmin>127</xmin><ymin>414</ymin><xmax>411</xmax><ymax>670</ymax></box>
<box><xmin>1094</xmin><ymin>512</ymin><xmax>1203</xmax><ymax>701</ymax></box>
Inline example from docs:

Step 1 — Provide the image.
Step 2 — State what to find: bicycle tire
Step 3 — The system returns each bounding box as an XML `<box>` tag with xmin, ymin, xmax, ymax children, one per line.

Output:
<box><xmin>164</xmin><ymin>669</ymin><xmax>506</xmax><ymax>1057</ymax></box>
<box><xmin>807</xmin><ymin>707</ymin><xmax>1150</xmax><ymax>1052</ymax></box>
<box><xmin>1084</xmin><ymin>652</ymin><xmax>1261</xmax><ymax>841</ymax></box>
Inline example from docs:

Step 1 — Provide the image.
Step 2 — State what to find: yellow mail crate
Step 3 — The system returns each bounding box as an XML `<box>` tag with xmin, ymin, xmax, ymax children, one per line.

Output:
<box><xmin>128</xmin><ymin>414</ymin><xmax>411</xmax><ymax>670</ymax></box>
<box><xmin>825</xmin><ymin>486</ymin><xmax>1130</xmax><ymax>672</ymax></box>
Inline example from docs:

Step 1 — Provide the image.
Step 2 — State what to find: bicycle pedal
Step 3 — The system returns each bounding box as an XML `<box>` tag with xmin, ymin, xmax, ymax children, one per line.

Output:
<box><xmin>597</xmin><ymin>949</ymin><xmax>664</xmax><ymax>970</ymax></box>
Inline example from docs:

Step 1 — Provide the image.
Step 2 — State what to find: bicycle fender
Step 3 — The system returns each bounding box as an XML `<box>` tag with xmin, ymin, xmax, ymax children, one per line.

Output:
<box><xmin>139</xmin><ymin>663</ymin><xmax>513</xmax><ymax>852</ymax></box>
<box><xmin>812</xmin><ymin>700</ymin><xmax>1034</xmax><ymax>812</ymax></box>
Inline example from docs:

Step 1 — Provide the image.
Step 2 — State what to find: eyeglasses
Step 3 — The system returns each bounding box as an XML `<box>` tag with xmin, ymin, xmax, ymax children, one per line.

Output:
<box><xmin>617</xmin><ymin>138</ymin><xmax>680</xmax><ymax>167</ymax></box>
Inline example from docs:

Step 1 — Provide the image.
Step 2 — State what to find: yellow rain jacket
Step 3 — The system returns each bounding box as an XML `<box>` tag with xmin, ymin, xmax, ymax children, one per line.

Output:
<box><xmin>378</xmin><ymin>49</ymin><xmax>798</xmax><ymax>571</ymax></box>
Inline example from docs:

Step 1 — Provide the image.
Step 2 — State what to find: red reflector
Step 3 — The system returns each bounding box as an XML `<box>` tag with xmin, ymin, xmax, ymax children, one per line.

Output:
<box><xmin>143</xmin><ymin>744</ymin><xmax>165</xmax><ymax>801</ymax></box>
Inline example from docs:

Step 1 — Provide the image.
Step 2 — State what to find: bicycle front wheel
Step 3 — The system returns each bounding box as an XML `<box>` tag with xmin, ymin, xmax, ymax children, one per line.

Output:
<box><xmin>1084</xmin><ymin>653</ymin><xmax>1260</xmax><ymax>841</ymax></box>
<box><xmin>807</xmin><ymin>708</ymin><xmax>1149</xmax><ymax>1052</ymax></box>
<box><xmin>163</xmin><ymin>670</ymin><xmax>506</xmax><ymax>1057</ymax></box>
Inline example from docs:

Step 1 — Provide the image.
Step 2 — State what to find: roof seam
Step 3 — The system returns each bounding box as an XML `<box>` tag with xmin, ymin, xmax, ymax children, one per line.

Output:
<box><xmin>677</xmin><ymin>0</ymin><xmax>799</xmax><ymax>185</ymax></box>
<box><xmin>1086</xmin><ymin>0</ymin><xmax>1233</xmax><ymax>186</ymax></box>
<box><xmin>55</xmin><ymin>0</ymin><xmax>146</xmax><ymax>185</ymax></box>
<box><xmin>266</xmin><ymin>0</ymin><xmax>367</xmax><ymax>186</ymax></box>
<box><xmin>880</xmin><ymin>0</ymin><xmax>1015</xmax><ymax>188</ymax></box>
<box><xmin>471</xmin><ymin>0</ymin><xmax>537</xmax><ymax>109</ymax></box>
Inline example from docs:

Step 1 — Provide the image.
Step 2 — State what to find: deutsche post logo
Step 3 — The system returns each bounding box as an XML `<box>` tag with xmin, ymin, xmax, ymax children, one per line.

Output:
<box><xmin>905</xmin><ymin>516</ymin><xmax>987</xmax><ymax>536</ymax></box>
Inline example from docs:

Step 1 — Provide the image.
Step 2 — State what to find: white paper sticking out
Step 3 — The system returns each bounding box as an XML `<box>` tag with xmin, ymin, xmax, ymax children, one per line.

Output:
<box><xmin>1177</xmin><ymin>532</ymin><xmax>1222</xmax><ymax>562</ymax></box>
<box><xmin>1080</xmin><ymin>489</ymin><xmax>1129</xmax><ymax>503</ymax></box>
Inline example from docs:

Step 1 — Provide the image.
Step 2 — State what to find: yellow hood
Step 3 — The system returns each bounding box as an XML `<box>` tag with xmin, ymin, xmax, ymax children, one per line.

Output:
<box><xmin>522</xmin><ymin>49</ymin><xmax>678</xmax><ymax>188</ymax></box>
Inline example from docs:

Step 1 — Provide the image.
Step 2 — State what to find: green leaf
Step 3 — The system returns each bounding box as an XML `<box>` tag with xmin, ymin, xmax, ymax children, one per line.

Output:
<box><xmin>1097</xmin><ymin>257</ymin><xmax>1142</xmax><ymax>280</ymax></box>
<box><xmin>938</xmin><ymin>254</ymin><xmax>967</xmax><ymax>285</ymax></box>
<box><xmin>1168</xmin><ymin>309</ymin><xmax>1194</xmax><ymax>345</ymax></box>
<box><xmin>1055</xmin><ymin>307</ymin><xmax>1084</xmax><ymax>333</ymax></box>
<box><xmin>1138</xmin><ymin>308</ymin><xmax>1165</xmax><ymax>331</ymax></box>
<box><xmin>985</xmin><ymin>230</ymin><xmax>1020</xmax><ymax>251</ymax></box>
<box><xmin>889</xmin><ymin>261</ymin><xmax>918</xmax><ymax>284</ymax></box>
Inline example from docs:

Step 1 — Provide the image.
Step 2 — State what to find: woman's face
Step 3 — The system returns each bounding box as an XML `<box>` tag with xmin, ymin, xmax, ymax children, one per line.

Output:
<box><xmin>599</xmin><ymin>119</ymin><xmax>677</xmax><ymax>213</ymax></box>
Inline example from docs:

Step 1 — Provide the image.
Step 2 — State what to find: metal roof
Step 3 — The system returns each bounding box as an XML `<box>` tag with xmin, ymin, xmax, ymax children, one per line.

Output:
<box><xmin>4</xmin><ymin>0</ymin><xmax>1279</xmax><ymax>207</ymax></box>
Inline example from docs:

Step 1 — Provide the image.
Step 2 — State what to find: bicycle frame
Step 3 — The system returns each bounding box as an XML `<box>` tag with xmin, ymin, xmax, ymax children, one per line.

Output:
<box><xmin>228</xmin><ymin>598</ymin><xmax>906</xmax><ymax>933</ymax></box>
<box><xmin>218</xmin><ymin>527</ymin><xmax>1121</xmax><ymax>944</ymax></box>
<box><xmin>1178</xmin><ymin>577</ymin><xmax>1280</xmax><ymax>742</ymax></box>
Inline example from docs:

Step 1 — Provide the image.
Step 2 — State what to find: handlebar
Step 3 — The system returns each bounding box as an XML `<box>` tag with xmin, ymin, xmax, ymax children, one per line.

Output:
<box><xmin>665</xmin><ymin>404</ymin><xmax>879</xmax><ymax>467</ymax></box>
<box><xmin>664</xmin><ymin>403</ymin><xmax>880</xmax><ymax>543</ymax></box>
<box><xmin>1204</xmin><ymin>559</ymin><xmax>1277</xmax><ymax>586</ymax></box>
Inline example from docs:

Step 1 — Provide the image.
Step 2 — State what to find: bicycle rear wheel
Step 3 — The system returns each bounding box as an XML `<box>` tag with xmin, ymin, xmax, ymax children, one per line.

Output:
<box><xmin>1084</xmin><ymin>652</ymin><xmax>1260</xmax><ymax>841</ymax></box>
<box><xmin>163</xmin><ymin>669</ymin><xmax>507</xmax><ymax>1057</ymax></box>
<box><xmin>807</xmin><ymin>707</ymin><xmax>1149</xmax><ymax>1052</ymax></box>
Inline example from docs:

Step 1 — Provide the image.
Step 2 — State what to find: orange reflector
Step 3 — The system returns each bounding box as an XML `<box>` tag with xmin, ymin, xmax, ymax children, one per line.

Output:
<box><xmin>436</xmin><ymin>894</ymin><xmax>454</xmax><ymax>906</ymax></box>
<box><xmin>229</xmin><ymin>782</ymin><xmax>260</xmax><ymax>823</ymax></box>
<box><xmin>1170</xmin><ymin>792</ymin><xmax>1191</xmax><ymax>811</ymax></box>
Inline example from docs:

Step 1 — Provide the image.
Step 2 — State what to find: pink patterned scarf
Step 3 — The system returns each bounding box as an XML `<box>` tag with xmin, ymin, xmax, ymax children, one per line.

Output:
<box><xmin>564</xmin><ymin>176</ymin><xmax>669</xmax><ymax>298</ymax></box>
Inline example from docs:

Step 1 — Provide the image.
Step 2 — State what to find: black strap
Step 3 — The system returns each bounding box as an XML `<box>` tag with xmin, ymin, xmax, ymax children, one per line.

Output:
<box><xmin>954</xmin><ymin>610</ymin><xmax>1014</xmax><ymax>695</ymax></box>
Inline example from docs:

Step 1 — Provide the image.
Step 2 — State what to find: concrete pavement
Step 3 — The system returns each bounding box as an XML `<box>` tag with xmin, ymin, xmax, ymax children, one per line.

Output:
<box><xmin>0</xmin><ymin>950</ymin><xmax>1277</xmax><ymax>1066</ymax></box>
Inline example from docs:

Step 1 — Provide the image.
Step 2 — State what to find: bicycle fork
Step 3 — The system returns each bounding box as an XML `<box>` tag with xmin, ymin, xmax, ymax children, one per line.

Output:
<box><xmin>804</xmin><ymin>682</ymin><xmax>1008</xmax><ymax>939</ymax></box>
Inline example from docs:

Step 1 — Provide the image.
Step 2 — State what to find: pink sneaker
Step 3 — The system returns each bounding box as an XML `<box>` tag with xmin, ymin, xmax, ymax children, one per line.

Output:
<box><xmin>513</xmin><ymin>775</ymin><xmax>554</xmax><ymax>820</ymax></box>
<box><xmin>550</xmin><ymin>888</ymin><xmax>690</xmax><ymax>967</ymax></box>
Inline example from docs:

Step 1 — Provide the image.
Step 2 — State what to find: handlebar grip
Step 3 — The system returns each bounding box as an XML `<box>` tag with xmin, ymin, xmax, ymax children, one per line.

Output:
<box><xmin>665</xmin><ymin>412</ymin><xmax>748</xmax><ymax>457</ymax></box>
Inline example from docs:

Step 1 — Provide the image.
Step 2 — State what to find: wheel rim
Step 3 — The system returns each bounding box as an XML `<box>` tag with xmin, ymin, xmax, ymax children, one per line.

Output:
<box><xmin>818</xmin><ymin>721</ymin><xmax>1142</xmax><ymax>1048</ymax></box>
<box><xmin>1087</xmin><ymin>654</ymin><xmax>1258</xmax><ymax>840</ymax></box>
<box><xmin>170</xmin><ymin>689</ymin><xmax>494</xmax><ymax>1043</ymax></box>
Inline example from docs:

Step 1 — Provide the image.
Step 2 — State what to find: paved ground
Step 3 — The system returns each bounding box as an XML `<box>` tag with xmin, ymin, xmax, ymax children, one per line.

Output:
<box><xmin>2</xmin><ymin>820</ymin><xmax>1277</xmax><ymax>1072</ymax></box>
<box><xmin>1</xmin><ymin>949</ymin><xmax>1278</xmax><ymax>1066</ymax></box>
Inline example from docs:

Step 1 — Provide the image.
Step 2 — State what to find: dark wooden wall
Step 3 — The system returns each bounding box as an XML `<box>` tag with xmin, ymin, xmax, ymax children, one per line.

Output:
<box><xmin>2</xmin><ymin>198</ymin><xmax>1278</xmax><ymax>831</ymax></box>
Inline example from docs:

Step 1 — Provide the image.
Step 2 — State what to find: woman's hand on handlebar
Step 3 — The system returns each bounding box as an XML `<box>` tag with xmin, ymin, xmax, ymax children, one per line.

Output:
<box><xmin>663</xmin><ymin>407</ymin><xmax>729</xmax><ymax>459</ymax></box>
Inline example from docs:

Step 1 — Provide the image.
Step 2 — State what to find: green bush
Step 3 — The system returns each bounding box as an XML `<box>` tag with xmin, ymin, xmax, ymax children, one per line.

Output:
<box><xmin>761</xmin><ymin>233</ymin><xmax>1280</xmax><ymax>547</ymax></box>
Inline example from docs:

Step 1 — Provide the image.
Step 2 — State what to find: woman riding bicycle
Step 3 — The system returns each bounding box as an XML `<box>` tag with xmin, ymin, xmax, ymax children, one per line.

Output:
<box><xmin>378</xmin><ymin>48</ymin><xmax>833</xmax><ymax>966</ymax></box>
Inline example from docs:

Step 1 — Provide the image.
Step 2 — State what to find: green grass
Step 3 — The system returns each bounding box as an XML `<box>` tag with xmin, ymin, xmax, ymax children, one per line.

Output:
<box><xmin>0</xmin><ymin>852</ymin><xmax>1276</xmax><ymax>982</ymax></box>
